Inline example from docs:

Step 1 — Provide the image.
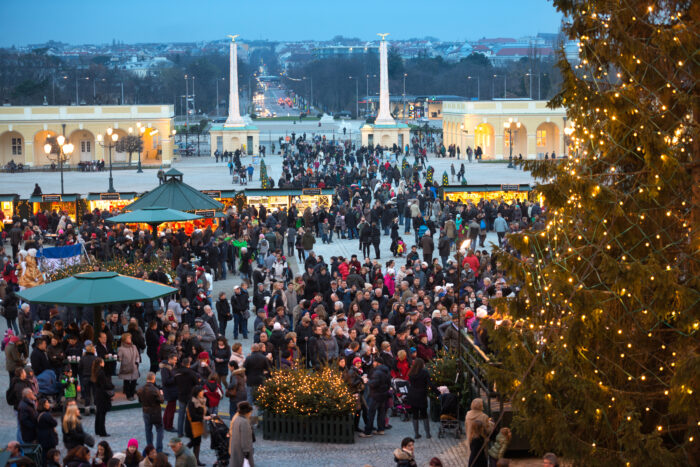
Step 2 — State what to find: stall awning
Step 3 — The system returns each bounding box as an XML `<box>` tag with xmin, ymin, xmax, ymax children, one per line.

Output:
<box><xmin>0</xmin><ymin>194</ymin><xmax>19</xmax><ymax>202</ymax></box>
<box><xmin>442</xmin><ymin>184</ymin><xmax>531</xmax><ymax>193</ymax></box>
<box><xmin>244</xmin><ymin>188</ymin><xmax>335</xmax><ymax>197</ymax></box>
<box><xmin>124</xmin><ymin>175</ymin><xmax>223</xmax><ymax>212</ymax></box>
<box><xmin>86</xmin><ymin>192</ymin><xmax>138</xmax><ymax>201</ymax></box>
<box><xmin>29</xmin><ymin>194</ymin><xmax>80</xmax><ymax>202</ymax></box>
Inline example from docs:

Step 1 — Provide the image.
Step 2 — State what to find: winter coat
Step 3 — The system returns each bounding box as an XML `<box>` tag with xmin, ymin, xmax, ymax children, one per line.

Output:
<box><xmin>393</xmin><ymin>448</ymin><xmax>417</xmax><ymax>467</ymax></box>
<box><xmin>160</xmin><ymin>361</ymin><xmax>178</xmax><ymax>401</ymax></box>
<box><xmin>420</xmin><ymin>235</ymin><xmax>434</xmax><ymax>255</ymax></box>
<box><xmin>36</xmin><ymin>409</ymin><xmax>59</xmax><ymax>453</ymax></box>
<box><xmin>175</xmin><ymin>366</ymin><xmax>200</xmax><ymax>403</ymax></box>
<box><xmin>93</xmin><ymin>367</ymin><xmax>114</xmax><ymax>411</ymax></box>
<box><xmin>367</xmin><ymin>364</ymin><xmax>392</xmax><ymax>403</ymax></box>
<box><xmin>5</xmin><ymin>340</ymin><xmax>26</xmax><ymax>374</ymax></box>
<box><xmin>406</xmin><ymin>368</ymin><xmax>434</xmax><ymax>409</ymax></box>
<box><xmin>212</xmin><ymin>346</ymin><xmax>232</xmax><ymax>377</ymax></box>
<box><xmin>228</xmin><ymin>414</ymin><xmax>254</xmax><ymax>467</ymax></box>
<box><xmin>227</xmin><ymin>369</ymin><xmax>247</xmax><ymax>408</ymax></box>
<box><xmin>62</xmin><ymin>421</ymin><xmax>88</xmax><ymax>450</ymax></box>
<box><xmin>117</xmin><ymin>342</ymin><xmax>140</xmax><ymax>380</ymax></box>
<box><xmin>18</xmin><ymin>397</ymin><xmax>38</xmax><ymax>442</ymax></box>
<box><xmin>137</xmin><ymin>382</ymin><xmax>164</xmax><ymax>425</ymax></box>
<box><xmin>243</xmin><ymin>351</ymin><xmax>270</xmax><ymax>388</ymax></box>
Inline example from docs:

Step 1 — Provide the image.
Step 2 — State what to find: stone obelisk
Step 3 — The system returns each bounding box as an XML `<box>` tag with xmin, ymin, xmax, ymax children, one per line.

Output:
<box><xmin>224</xmin><ymin>35</ymin><xmax>245</xmax><ymax>127</ymax></box>
<box><xmin>374</xmin><ymin>33</ymin><xmax>395</xmax><ymax>125</ymax></box>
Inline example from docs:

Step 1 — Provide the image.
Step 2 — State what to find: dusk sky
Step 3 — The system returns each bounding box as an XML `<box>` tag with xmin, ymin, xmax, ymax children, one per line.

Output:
<box><xmin>0</xmin><ymin>0</ymin><xmax>563</xmax><ymax>47</ymax></box>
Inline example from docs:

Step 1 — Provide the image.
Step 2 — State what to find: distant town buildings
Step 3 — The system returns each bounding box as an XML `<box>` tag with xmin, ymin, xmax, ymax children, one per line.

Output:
<box><xmin>4</xmin><ymin>33</ymin><xmax>578</xmax><ymax>78</ymax></box>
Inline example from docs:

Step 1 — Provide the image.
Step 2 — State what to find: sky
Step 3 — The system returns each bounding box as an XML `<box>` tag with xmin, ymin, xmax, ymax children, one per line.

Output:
<box><xmin>0</xmin><ymin>0</ymin><xmax>563</xmax><ymax>47</ymax></box>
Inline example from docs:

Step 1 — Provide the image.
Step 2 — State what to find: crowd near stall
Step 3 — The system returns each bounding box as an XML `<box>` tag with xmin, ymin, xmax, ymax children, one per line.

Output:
<box><xmin>1</xmin><ymin>135</ymin><xmax>559</xmax><ymax>467</ymax></box>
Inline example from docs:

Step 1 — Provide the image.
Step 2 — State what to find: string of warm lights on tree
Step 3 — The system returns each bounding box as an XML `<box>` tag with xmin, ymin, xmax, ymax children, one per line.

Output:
<box><xmin>484</xmin><ymin>1</ymin><xmax>698</xmax><ymax>466</ymax></box>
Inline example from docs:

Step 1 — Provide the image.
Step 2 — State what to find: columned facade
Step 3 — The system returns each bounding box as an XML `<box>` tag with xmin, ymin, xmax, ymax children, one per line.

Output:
<box><xmin>442</xmin><ymin>100</ymin><xmax>567</xmax><ymax>160</ymax></box>
<box><xmin>0</xmin><ymin>105</ymin><xmax>175</xmax><ymax>167</ymax></box>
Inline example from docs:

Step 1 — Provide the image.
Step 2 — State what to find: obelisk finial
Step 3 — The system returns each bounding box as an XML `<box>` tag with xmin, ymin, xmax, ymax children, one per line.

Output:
<box><xmin>378</xmin><ymin>33</ymin><xmax>390</xmax><ymax>41</ymax></box>
<box><xmin>227</xmin><ymin>34</ymin><xmax>240</xmax><ymax>42</ymax></box>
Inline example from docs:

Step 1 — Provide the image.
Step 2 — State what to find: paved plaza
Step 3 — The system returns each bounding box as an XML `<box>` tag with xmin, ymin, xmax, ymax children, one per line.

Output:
<box><xmin>0</xmin><ymin>155</ymin><xmax>537</xmax><ymax>466</ymax></box>
<box><xmin>0</xmin><ymin>150</ymin><xmax>533</xmax><ymax>198</ymax></box>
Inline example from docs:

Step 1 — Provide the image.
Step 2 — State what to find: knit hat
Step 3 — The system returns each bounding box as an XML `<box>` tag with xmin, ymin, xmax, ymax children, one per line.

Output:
<box><xmin>476</xmin><ymin>307</ymin><xmax>488</xmax><ymax>319</ymax></box>
<box><xmin>352</xmin><ymin>357</ymin><xmax>362</xmax><ymax>366</ymax></box>
<box><xmin>273</xmin><ymin>322</ymin><xmax>282</xmax><ymax>331</ymax></box>
<box><xmin>83</xmin><ymin>340</ymin><xmax>93</xmax><ymax>348</ymax></box>
<box><xmin>198</xmin><ymin>351</ymin><xmax>209</xmax><ymax>361</ymax></box>
<box><xmin>127</xmin><ymin>439</ymin><xmax>138</xmax><ymax>449</ymax></box>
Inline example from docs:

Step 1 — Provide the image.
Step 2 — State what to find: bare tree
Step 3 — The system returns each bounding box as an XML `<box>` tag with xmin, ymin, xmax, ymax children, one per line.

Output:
<box><xmin>115</xmin><ymin>134</ymin><xmax>143</xmax><ymax>166</ymax></box>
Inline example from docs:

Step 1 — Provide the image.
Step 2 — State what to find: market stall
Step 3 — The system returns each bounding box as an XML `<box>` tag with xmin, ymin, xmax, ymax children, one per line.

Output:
<box><xmin>29</xmin><ymin>193</ymin><xmax>81</xmax><ymax>220</ymax></box>
<box><xmin>86</xmin><ymin>192</ymin><xmax>138</xmax><ymax>213</ymax></box>
<box><xmin>0</xmin><ymin>194</ymin><xmax>18</xmax><ymax>226</ymax></box>
<box><xmin>244</xmin><ymin>188</ymin><xmax>335</xmax><ymax>211</ymax></box>
<box><xmin>442</xmin><ymin>184</ymin><xmax>534</xmax><ymax>204</ymax></box>
<box><xmin>200</xmin><ymin>189</ymin><xmax>240</xmax><ymax>209</ymax></box>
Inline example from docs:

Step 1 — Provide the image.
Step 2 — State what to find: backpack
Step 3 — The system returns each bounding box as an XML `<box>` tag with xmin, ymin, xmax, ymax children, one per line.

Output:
<box><xmin>6</xmin><ymin>384</ymin><xmax>17</xmax><ymax>406</ymax></box>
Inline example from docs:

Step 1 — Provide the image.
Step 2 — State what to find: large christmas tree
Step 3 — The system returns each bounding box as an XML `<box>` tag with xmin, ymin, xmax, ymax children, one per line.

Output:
<box><xmin>489</xmin><ymin>1</ymin><xmax>699</xmax><ymax>466</ymax></box>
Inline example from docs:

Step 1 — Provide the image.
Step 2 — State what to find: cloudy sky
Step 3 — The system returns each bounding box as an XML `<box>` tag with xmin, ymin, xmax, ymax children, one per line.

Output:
<box><xmin>0</xmin><ymin>0</ymin><xmax>563</xmax><ymax>46</ymax></box>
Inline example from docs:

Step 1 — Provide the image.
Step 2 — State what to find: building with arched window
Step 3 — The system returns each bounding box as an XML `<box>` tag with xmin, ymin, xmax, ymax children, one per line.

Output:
<box><xmin>0</xmin><ymin>105</ymin><xmax>174</xmax><ymax>168</ymax></box>
<box><xmin>441</xmin><ymin>100</ymin><xmax>568</xmax><ymax>160</ymax></box>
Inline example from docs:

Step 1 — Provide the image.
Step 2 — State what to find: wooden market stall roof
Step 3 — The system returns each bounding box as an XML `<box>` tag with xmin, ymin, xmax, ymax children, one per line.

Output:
<box><xmin>0</xmin><ymin>194</ymin><xmax>19</xmax><ymax>202</ymax></box>
<box><xmin>442</xmin><ymin>184</ymin><xmax>532</xmax><ymax>193</ymax></box>
<box><xmin>86</xmin><ymin>192</ymin><xmax>138</xmax><ymax>201</ymax></box>
<box><xmin>244</xmin><ymin>188</ymin><xmax>336</xmax><ymax>197</ymax></box>
<box><xmin>29</xmin><ymin>193</ymin><xmax>81</xmax><ymax>202</ymax></box>
<box><xmin>124</xmin><ymin>169</ymin><xmax>223</xmax><ymax>212</ymax></box>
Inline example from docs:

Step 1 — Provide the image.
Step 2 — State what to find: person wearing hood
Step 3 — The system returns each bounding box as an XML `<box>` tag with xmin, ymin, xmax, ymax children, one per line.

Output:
<box><xmin>226</xmin><ymin>361</ymin><xmax>247</xmax><ymax>418</ymax></box>
<box><xmin>361</xmin><ymin>359</ymin><xmax>392</xmax><ymax>437</ymax></box>
<box><xmin>465</xmin><ymin>397</ymin><xmax>495</xmax><ymax>450</ymax></box>
<box><xmin>393</xmin><ymin>437</ymin><xmax>417</xmax><ymax>467</ymax></box>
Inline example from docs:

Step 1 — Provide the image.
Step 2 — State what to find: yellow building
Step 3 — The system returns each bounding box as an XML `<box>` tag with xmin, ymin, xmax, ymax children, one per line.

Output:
<box><xmin>0</xmin><ymin>105</ymin><xmax>175</xmax><ymax>167</ymax></box>
<box><xmin>442</xmin><ymin>100</ymin><xmax>568</xmax><ymax>160</ymax></box>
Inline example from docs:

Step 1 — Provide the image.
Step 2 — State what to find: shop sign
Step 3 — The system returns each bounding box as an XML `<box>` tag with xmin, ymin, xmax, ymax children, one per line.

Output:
<box><xmin>500</xmin><ymin>184</ymin><xmax>520</xmax><ymax>191</ymax></box>
<box><xmin>302</xmin><ymin>188</ymin><xmax>322</xmax><ymax>196</ymax></box>
<box><xmin>202</xmin><ymin>190</ymin><xmax>222</xmax><ymax>199</ymax></box>
<box><xmin>195</xmin><ymin>210</ymin><xmax>216</xmax><ymax>218</ymax></box>
<box><xmin>42</xmin><ymin>195</ymin><xmax>62</xmax><ymax>202</ymax></box>
<box><xmin>100</xmin><ymin>193</ymin><xmax>121</xmax><ymax>200</ymax></box>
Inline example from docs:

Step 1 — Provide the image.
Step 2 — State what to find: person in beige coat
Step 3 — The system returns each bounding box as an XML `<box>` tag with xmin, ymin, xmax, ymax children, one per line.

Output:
<box><xmin>117</xmin><ymin>332</ymin><xmax>141</xmax><ymax>400</ymax></box>
<box><xmin>229</xmin><ymin>401</ymin><xmax>254</xmax><ymax>467</ymax></box>
<box><xmin>465</xmin><ymin>398</ymin><xmax>494</xmax><ymax>445</ymax></box>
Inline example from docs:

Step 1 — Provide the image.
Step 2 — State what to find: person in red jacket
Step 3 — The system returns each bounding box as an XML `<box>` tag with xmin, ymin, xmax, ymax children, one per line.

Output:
<box><xmin>203</xmin><ymin>373</ymin><xmax>223</xmax><ymax>415</ymax></box>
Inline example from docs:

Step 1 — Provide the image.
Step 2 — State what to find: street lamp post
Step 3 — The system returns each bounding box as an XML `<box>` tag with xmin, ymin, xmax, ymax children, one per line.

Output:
<box><xmin>402</xmin><ymin>73</ymin><xmax>407</xmax><ymax>121</ymax></box>
<box><xmin>131</xmin><ymin>123</ymin><xmax>146</xmax><ymax>173</ymax></box>
<box><xmin>504</xmin><ymin>118</ymin><xmax>520</xmax><ymax>168</ymax></box>
<box><xmin>97</xmin><ymin>128</ymin><xmax>119</xmax><ymax>192</ymax></box>
<box><xmin>215</xmin><ymin>77</ymin><xmax>225</xmax><ymax>117</ymax></box>
<box><xmin>348</xmin><ymin>76</ymin><xmax>359</xmax><ymax>119</ymax></box>
<box><xmin>467</xmin><ymin>76</ymin><xmax>480</xmax><ymax>100</ymax></box>
<box><xmin>43</xmin><ymin>123</ymin><xmax>73</xmax><ymax>195</ymax></box>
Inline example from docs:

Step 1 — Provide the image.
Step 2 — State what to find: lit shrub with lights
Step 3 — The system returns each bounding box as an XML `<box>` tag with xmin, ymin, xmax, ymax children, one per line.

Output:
<box><xmin>256</xmin><ymin>367</ymin><xmax>356</xmax><ymax>443</ymax></box>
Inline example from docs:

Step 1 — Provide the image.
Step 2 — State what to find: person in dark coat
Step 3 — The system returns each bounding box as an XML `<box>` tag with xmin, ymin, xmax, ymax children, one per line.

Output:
<box><xmin>406</xmin><ymin>358</ymin><xmax>436</xmax><ymax>439</ymax></box>
<box><xmin>370</xmin><ymin>223</ymin><xmax>382</xmax><ymax>259</ymax></box>
<box><xmin>30</xmin><ymin>337</ymin><xmax>51</xmax><ymax>377</ymax></box>
<box><xmin>91</xmin><ymin>358</ymin><xmax>114</xmax><ymax>437</ymax></box>
<box><xmin>175</xmin><ymin>357</ymin><xmax>200</xmax><ymax>437</ymax></box>
<box><xmin>160</xmin><ymin>354</ymin><xmax>178</xmax><ymax>432</ymax></box>
<box><xmin>136</xmin><ymin>372</ymin><xmax>165</xmax><ymax>452</ymax></box>
<box><xmin>243</xmin><ymin>344</ymin><xmax>271</xmax><ymax>408</ymax></box>
<box><xmin>145</xmin><ymin>321</ymin><xmax>162</xmax><ymax>373</ymax></box>
<box><xmin>362</xmin><ymin>361</ymin><xmax>391</xmax><ymax>436</ymax></box>
<box><xmin>36</xmin><ymin>397</ymin><xmax>59</xmax><ymax>457</ymax></box>
<box><xmin>18</xmin><ymin>388</ymin><xmax>38</xmax><ymax>443</ymax></box>
<box><xmin>215</xmin><ymin>292</ymin><xmax>232</xmax><ymax>338</ymax></box>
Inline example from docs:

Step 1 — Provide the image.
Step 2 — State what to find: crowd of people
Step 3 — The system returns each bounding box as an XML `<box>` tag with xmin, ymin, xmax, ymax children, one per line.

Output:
<box><xmin>2</xmin><ymin>136</ymin><xmax>556</xmax><ymax>467</ymax></box>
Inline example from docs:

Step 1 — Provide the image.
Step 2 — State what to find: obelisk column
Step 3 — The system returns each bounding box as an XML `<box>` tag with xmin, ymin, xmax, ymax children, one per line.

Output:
<box><xmin>375</xmin><ymin>33</ymin><xmax>395</xmax><ymax>125</ymax></box>
<box><xmin>225</xmin><ymin>35</ymin><xmax>244</xmax><ymax>127</ymax></box>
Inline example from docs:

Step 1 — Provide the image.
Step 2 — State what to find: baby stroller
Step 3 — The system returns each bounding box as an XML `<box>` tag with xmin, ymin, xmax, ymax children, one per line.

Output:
<box><xmin>36</xmin><ymin>369</ymin><xmax>62</xmax><ymax>411</ymax></box>
<box><xmin>390</xmin><ymin>378</ymin><xmax>411</xmax><ymax>422</ymax></box>
<box><xmin>437</xmin><ymin>390</ymin><xmax>463</xmax><ymax>439</ymax></box>
<box><xmin>208</xmin><ymin>415</ymin><xmax>230</xmax><ymax>467</ymax></box>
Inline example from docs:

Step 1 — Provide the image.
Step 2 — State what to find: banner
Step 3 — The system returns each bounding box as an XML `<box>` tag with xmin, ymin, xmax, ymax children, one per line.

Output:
<box><xmin>37</xmin><ymin>244</ymin><xmax>84</xmax><ymax>272</ymax></box>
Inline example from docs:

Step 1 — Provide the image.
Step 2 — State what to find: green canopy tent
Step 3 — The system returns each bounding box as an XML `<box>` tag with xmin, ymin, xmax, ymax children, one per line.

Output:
<box><xmin>104</xmin><ymin>206</ymin><xmax>202</xmax><ymax>233</ymax></box>
<box><xmin>124</xmin><ymin>169</ymin><xmax>224</xmax><ymax>212</ymax></box>
<box><xmin>18</xmin><ymin>271</ymin><xmax>177</xmax><ymax>330</ymax></box>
